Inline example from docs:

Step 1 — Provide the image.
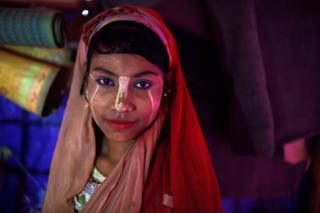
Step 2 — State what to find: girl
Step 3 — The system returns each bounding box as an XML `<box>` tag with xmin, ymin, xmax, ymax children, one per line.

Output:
<box><xmin>43</xmin><ymin>6</ymin><xmax>222</xmax><ymax>212</ymax></box>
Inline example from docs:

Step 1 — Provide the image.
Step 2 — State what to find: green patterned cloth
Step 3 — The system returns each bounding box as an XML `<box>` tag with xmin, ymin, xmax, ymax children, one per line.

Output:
<box><xmin>74</xmin><ymin>167</ymin><xmax>107</xmax><ymax>211</ymax></box>
<box><xmin>0</xmin><ymin>7</ymin><xmax>64</xmax><ymax>48</ymax></box>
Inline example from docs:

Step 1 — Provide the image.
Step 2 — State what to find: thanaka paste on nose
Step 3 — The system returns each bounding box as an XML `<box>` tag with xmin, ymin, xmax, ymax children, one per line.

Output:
<box><xmin>114</xmin><ymin>76</ymin><xmax>130</xmax><ymax>112</ymax></box>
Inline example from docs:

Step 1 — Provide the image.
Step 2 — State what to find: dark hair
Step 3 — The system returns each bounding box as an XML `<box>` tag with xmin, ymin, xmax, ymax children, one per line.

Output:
<box><xmin>87</xmin><ymin>21</ymin><xmax>169</xmax><ymax>72</ymax></box>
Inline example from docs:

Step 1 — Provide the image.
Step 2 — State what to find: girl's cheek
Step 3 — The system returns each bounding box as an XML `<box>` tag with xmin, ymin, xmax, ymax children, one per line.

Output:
<box><xmin>146</xmin><ymin>87</ymin><xmax>163</xmax><ymax>124</ymax></box>
<box><xmin>90</xmin><ymin>94</ymin><xmax>116</xmax><ymax>118</ymax></box>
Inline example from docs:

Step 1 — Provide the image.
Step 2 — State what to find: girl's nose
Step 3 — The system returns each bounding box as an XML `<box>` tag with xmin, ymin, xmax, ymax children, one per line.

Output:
<box><xmin>112</xmin><ymin>76</ymin><xmax>135</xmax><ymax>113</ymax></box>
<box><xmin>112</xmin><ymin>93</ymin><xmax>135</xmax><ymax>112</ymax></box>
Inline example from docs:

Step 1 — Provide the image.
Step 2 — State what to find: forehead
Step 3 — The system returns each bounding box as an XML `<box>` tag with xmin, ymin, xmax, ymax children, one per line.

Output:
<box><xmin>90</xmin><ymin>53</ymin><xmax>164</xmax><ymax>77</ymax></box>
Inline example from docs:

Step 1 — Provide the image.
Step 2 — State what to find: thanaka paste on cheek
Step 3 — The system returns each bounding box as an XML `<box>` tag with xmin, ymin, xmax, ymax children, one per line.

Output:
<box><xmin>89</xmin><ymin>86</ymin><xmax>100</xmax><ymax>124</ymax></box>
<box><xmin>147</xmin><ymin>86</ymin><xmax>162</xmax><ymax>125</ymax></box>
<box><xmin>147</xmin><ymin>89</ymin><xmax>156</xmax><ymax>125</ymax></box>
<box><xmin>114</xmin><ymin>76</ymin><xmax>130</xmax><ymax>112</ymax></box>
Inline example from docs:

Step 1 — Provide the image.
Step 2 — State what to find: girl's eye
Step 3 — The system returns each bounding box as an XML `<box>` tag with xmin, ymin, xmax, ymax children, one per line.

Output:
<box><xmin>135</xmin><ymin>80</ymin><xmax>152</xmax><ymax>89</ymax></box>
<box><xmin>96</xmin><ymin>77</ymin><xmax>115</xmax><ymax>87</ymax></box>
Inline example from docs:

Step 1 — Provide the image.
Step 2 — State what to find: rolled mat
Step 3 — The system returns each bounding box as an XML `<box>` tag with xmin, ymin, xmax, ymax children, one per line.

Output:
<box><xmin>0</xmin><ymin>7</ymin><xmax>64</xmax><ymax>48</ymax></box>
<box><xmin>0</xmin><ymin>48</ymin><xmax>70</xmax><ymax>116</ymax></box>
<box><xmin>2</xmin><ymin>45</ymin><xmax>72</xmax><ymax>67</ymax></box>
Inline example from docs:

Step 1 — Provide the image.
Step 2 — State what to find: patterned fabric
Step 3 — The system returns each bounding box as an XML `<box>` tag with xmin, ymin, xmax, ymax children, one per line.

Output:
<box><xmin>74</xmin><ymin>167</ymin><xmax>106</xmax><ymax>211</ymax></box>
<box><xmin>0</xmin><ymin>7</ymin><xmax>64</xmax><ymax>48</ymax></box>
<box><xmin>0</xmin><ymin>48</ymin><xmax>59</xmax><ymax>115</ymax></box>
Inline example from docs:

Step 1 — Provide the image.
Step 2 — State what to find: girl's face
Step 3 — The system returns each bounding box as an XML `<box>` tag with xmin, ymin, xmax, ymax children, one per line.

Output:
<box><xmin>86</xmin><ymin>53</ymin><xmax>164</xmax><ymax>142</ymax></box>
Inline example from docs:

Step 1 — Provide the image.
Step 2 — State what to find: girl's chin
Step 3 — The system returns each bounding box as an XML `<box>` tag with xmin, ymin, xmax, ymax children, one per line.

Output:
<box><xmin>108</xmin><ymin>138</ymin><xmax>135</xmax><ymax>143</ymax></box>
<box><xmin>103</xmin><ymin>133</ymin><xmax>136</xmax><ymax>143</ymax></box>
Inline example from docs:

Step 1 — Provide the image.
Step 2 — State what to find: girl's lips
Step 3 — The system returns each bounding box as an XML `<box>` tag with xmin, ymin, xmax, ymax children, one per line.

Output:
<box><xmin>107</xmin><ymin>119</ymin><xmax>136</xmax><ymax>130</ymax></box>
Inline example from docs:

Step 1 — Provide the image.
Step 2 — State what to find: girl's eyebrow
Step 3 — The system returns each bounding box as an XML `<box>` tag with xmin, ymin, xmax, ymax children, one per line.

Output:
<box><xmin>92</xmin><ymin>67</ymin><xmax>160</xmax><ymax>78</ymax></box>
<box><xmin>134</xmin><ymin>71</ymin><xmax>160</xmax><ymax>78</ymax></box>
<box><xmin>92</xmin><ymin>67</ymin><xmax>116</xmax><ymax>76</ymax></box>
